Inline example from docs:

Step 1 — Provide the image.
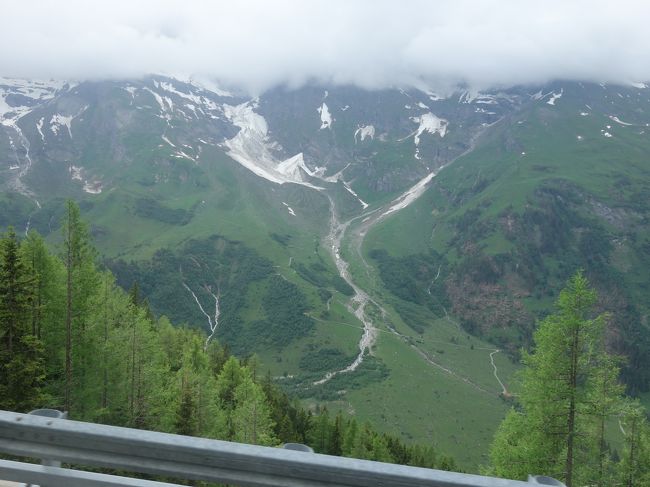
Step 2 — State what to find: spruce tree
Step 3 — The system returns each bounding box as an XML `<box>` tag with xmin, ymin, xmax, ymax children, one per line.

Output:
<box><xmin>0</xmin><ymin>228</ymin><xmax>45</xmax><ymax>411</ymax></box>
<box><xmin>175</xmin><ymin>372</ymin><xmax>197</xmax><ymax>436</ymax></box>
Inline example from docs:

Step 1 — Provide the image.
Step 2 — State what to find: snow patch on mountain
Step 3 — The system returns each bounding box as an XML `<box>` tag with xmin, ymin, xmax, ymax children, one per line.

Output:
<box><xmin>0</xmin><ymin>96</ymin><xmax>14</xmax><ymax>121</ymax></box>
<box><xmin>322</xmin><ymin>163</ymin><xmax>351</xmax><ymax>183</ymax></box>
<box><xmin>171</xmin><ymin>150</ymin><xmax>196</xmax><ymax>161</ymax></box>
<box><xmin>83</xmin><ymin>181</ymin><xmax>103</xmax><ymax>194</ymax></box>
<box><xmin>50</xmin><ymin>114</ymin><xmax>74</xmax><ymax>137</ymax></box>
<box><xmin>282</xmin><ymin>202</ymin><xmax>296</xmax><ymax>216</ymax></box>
<box><xmin>379</xmin><ymin>172</ymin><xmax>436</xmax><ymax>220</ymax></box>
<box><xmin>161</xmin><ymin>135</ymin><xmax>176</xmax><ymax>147</ymax></box>
<box><xmin>36</xmin><ymin>118</ymin><xmax>45</xmax><ymax>141</ymax></box>
<box><xmin>223</xmin><ymin>100</ymin><xmax>322</xmax><ymax>188</ymax></box>
<box><xmin>184</xmin><ymin>77</ymin><xmax>233</xmax><ymax>98</ymax></box>
<box><xmin>0</xmin><ymin>78</ymin><xmax>66</xmax><ymax>125</ymax></box>
<box><xmin>157</xmin><ymin>81</ymin><xmax>220</xmax><ymax>112</ymax></box>
<box><xmin>609</xmin><ymin>115</ymin><xmax>633</xmax><ymax>126</ymax></box>
<box><xmin>69</xmin><ymin>164</ymin><xmax>103</xmax><ymax>193</ymax></box>
<box><xmin>411</xmin><ymin>113</ymin><xmax>448</xmax><ymax>145</ymax></box>
<box><xmin>69</xmin><ymin>165</ymin><xmax>83</xmax><ymax>180</ymax></box>
<box><xmin>354</xmin><ymin>125</ymin><xmax>375</xmax><ymax>142</ymax></box>
<box><xmin>276</xmin><ymin>153</ymin><xmax>317</xmax><ymax>181</ymax></box>
<box><xmin>144</xmin><ymin>87</ymin><xmax>170</xmax><ymax>115</ymax></box>
<box><xmin>424</xmin><ymin>90</ymin><xmax>445</xmax><ymax>101</ymax></box>
<box><xmin>475</xmin><ymin>107</ymin><xmax>496</xmax><ymax>115</ymax></box>
<box><xmin>123</xmin><ymin>86</ymin><xmax>137</xmax><ymax>98</ymax></box>
<box><xmin>460</xmin><ymin>90</ymin><xmax>497</xmax><ymax>104</ymax></box>
<box><xmin>547</xmin><ymin>90</ymin><xmax>563</xmax><ymax>105</ymax></box>
<box><xmin>343</xmin><ymin>182</ymin><xmax>368</xmax><ymax>209</ymax></box>
<box><xmin>317</xmin><ymin>103</ymin><xmax>332</xmax><ymax>129</ymax></box>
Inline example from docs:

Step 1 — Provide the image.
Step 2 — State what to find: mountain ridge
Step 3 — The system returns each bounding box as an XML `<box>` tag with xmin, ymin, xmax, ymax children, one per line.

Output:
<box><xmin>2</xmin><ymin>74</ymin><xmax>650</xmax><ymax>466</ymax></box>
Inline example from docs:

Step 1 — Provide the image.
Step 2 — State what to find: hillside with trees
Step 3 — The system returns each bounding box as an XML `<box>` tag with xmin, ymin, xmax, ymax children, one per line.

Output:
<box><xmin>489</xmin><ymin>273</ymin><xmax>650</xmax><ymax>486</ymax></box>
<box><xmin>0</xmin><ymin>201</ymin><xmax>457</xmax><ymax>471</ymax></box>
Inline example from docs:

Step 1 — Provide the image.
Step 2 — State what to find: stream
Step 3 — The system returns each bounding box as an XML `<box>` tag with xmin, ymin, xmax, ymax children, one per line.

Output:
<box><xmin>314</xmin><ymin>170</ymin><xmax>439</xmax><ymax>385</ymax></box>
<box><xmin>312</xmin><ymin>123</ymin><xmax>504</xmax><ymax>391</ymax></box>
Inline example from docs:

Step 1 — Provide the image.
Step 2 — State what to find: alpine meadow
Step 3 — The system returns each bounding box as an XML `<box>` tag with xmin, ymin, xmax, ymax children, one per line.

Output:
<box><xmin>2</xmin><ymin>1</ymin><xmax>650</xmax><ymax>485</ymax></box>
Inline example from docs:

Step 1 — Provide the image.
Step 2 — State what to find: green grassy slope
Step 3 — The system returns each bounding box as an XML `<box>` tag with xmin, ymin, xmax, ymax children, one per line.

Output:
<box><xmin>364</xmin><ymin>83</ymin><xmax>650</xmax><ymax>395</ymax></box>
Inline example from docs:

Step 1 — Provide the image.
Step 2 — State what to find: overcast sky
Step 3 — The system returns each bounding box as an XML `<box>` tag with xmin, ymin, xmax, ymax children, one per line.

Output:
<box><xmin>2</xmin><ymin>0</ymin><xmax>649</xmax><ymax>94</ymax></box>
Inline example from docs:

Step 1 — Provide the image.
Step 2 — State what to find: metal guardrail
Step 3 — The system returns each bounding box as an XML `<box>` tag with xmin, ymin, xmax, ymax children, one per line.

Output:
<box><xmin>0</xmin><ymin>410</ymin><xmax>565</xmax><ymax>487</ymax></box>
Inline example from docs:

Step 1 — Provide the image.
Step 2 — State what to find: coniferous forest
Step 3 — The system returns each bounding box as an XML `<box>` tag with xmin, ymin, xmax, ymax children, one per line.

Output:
<box><xmin>1</xmin><ymin>201</ymin><xmax>649</xmax><ymax>486</ymax></box>
<box><xmin>0</xmin><ymin>200</ymin><xmax>457</xmax><ymax>472</ymax></box>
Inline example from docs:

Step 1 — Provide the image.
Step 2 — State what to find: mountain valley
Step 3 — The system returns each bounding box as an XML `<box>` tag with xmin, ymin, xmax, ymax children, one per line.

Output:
<box><xmin>2</xmin><ymin>75</ymin><xmax>650</xmax><ymax>467</ymax></box>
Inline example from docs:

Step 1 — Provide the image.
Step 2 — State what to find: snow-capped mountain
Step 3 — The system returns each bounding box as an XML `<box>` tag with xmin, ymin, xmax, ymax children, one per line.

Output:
<box><xmin>0</xmin><ymin>75</ymin><xmax>528</xmax><ymax>206</ymax></box>
<box><xmin>2</xmin><ymin>75</ymin><xmax>650</xmax><ymax>466</ymax></box>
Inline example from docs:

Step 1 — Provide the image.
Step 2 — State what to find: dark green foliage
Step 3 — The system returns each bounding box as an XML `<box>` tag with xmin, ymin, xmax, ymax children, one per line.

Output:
<box><xmin>332</xmin><ymin>276</ymin><xmax>354</xmax><ymax>296</ymax></box>
<box><xmin>246</xmin><ymin>275</ymin><xmax>315</xmax><ymax>347</ymax></box>
<box><xmin>293</xmin><ymin>262</ymin><xmax>329</xmax><ymax>287</ymax></box>
<box><xmin>451</xmin><ymin>207</ymin><xmax>493</xmax><ymax>242</ymax></box>
<box><xmin>133</xmin><ymin>197</ymin><xmax>193</xmax><ymax>225</ymax></box>
<box><xmin>299</xmin><ymin>347</ymin><xmax>355</xmax><ymax>373</ymax></box>
<box><xmin>394</xmin><ymin>176</ymin><xmax>650</xmax><ymax>390</ymax></box>
<box><xmin>317</xmin><ymin>288</ymin><xmax>332</xmax><ymax>303</ymax></box>
<box><xmin>0</xmin><ymin>228</ymin><xmax>32</xmax><ymax>352</ymax></box>
<box><xmin>107</xmin><ymin>235</ymin><xmax>273</xmax><ymax>335</ymax></box>
<box><xmin>109</xmin><ymin>236</ymin><xmax>318</xmax><ymax>355</ymax></box>
<box><xmin>289</xmin><ymin>354</ymin><xmax>390</xmax><ymax>401</ymax></box>
<box><xmin>304</xmin><ymin>411</ymin><xmax>458</xmax><ymax>470</ymax></box>
<box><xmin>0</xmin><ymin>193</ymin><xmax>33</xmax><ymax>229</ymax></box>
<box><xmin>269</xmin><ymin>233</ymin><xmax>291</xmax><ymax>246</ymax></box>
<box><xmin>292</xmin><ymin>260</ymin><xmax>354</xmax><ymax>296</ymax></box>
<box><xmin>369</xmin><ymin>248</ymin><xmax>449</xmax><ymax>331</ymax></box>
<box><xmin>0</xmin><ymin>334</ymin><xmax>46</xmax><ymax>412</ymax></box>
<box><xmin>0</xmin><ymin>228</ymin><xmax>46</xmax><ymax>412</ymax></box>
<box><xmin>175</xmin><ymin>377</ymin><xmax>197</xmax><ymax>436</ymax></box>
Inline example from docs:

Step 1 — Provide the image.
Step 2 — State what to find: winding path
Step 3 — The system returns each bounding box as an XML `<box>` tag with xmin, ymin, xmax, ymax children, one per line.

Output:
<box><xmin>312</xmin><ymin>122</ymin><xmax>508</xmax><ymax>393</ymax></box>
<box><xmin>489</xmin><ymin>350</ymin><xmax>508</xmax><ymax>395</ymax></box>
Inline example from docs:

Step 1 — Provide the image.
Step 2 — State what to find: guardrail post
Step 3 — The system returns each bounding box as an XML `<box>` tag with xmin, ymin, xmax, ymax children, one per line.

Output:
<box><xmin>527</xmin><ymin>475</ymin><xmax>566</xmax><ymax>486</ymax></box>
<box><xmin>282</xmin><ymin>443</ymin><xmax>314</xmax><ymax>453</ymax></box>
<box><xmin>27</xmin><ymin>409</ymin><xmax>68</xmax><ymax>487</ymax></box>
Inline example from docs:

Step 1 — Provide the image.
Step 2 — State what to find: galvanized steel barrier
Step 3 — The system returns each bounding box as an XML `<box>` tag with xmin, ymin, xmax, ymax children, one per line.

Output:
<box><xmin>0</xmin><ymin>410</ymin><xmax>564</xmax><ymax>487</ymax></box>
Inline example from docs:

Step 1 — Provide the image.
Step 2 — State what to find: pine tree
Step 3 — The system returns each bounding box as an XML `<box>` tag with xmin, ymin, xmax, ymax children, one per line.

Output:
<box><xmin>21</xmin><ymin>231</ymin><xmax>66</xmax><ymax>392</ymax></box>
<box><xmin>329</xmin><ymin>412</ymin><xmax>343</xmax><ymax>456</ymax></box>
<box><xmin>0</xmin><ymin>228</ymin><xmax>45</xmax><ymax>411</ymax></box>
<box><xmin>231</xmin><ymin>376</ymin><xmax>276</xmax><ymax>446</ymax></box>
<box><xmin>0</xmin><ymin>228</ymin><xmax>31</xmax><ymax>355</ymax></box>
<box><xmin>309</xmin><ymin>407</ymin><xmax>330</xmax><ymax>453</ymax></box>
<box><xmin>342</xmin><ymin>418</ymin><xmax>358</xmax><ymax>456</ymax></box>
<box><xmin>618</xmin><ymin>403</ymin><xmax>650</xmax><ymax>487</ymax></box>
<box><xmin>490</xmin><ymin>272</ymin><xmax>622</xmax><ymax>486</ymax></box>
<box><xmin>216</xmin><ymin>356</ymin><xmax>245</xmax><ymax>410</ymax></box>
<box><xmin>175</xmin><ymin>372</ymin><xmax>197</xmax><ymax>436</ymax></box>
<box><xmin>61</xmin><ymin>200</ymin><xmax>98</xmax><ymax>413</ymax></box>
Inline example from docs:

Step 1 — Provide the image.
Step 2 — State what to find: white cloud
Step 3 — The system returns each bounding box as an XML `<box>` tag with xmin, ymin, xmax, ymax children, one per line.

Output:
<box><xmin>1</xmin><ymin>0</ymin><xmax>649</xmax><ymax>93</ymax></box>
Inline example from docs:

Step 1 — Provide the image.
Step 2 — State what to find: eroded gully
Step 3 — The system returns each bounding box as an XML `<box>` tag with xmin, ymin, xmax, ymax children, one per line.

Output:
<box><xmin>314</xmin><ymin>128</ymin><xmax>508</xmax><ymax>395</ymax></box>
